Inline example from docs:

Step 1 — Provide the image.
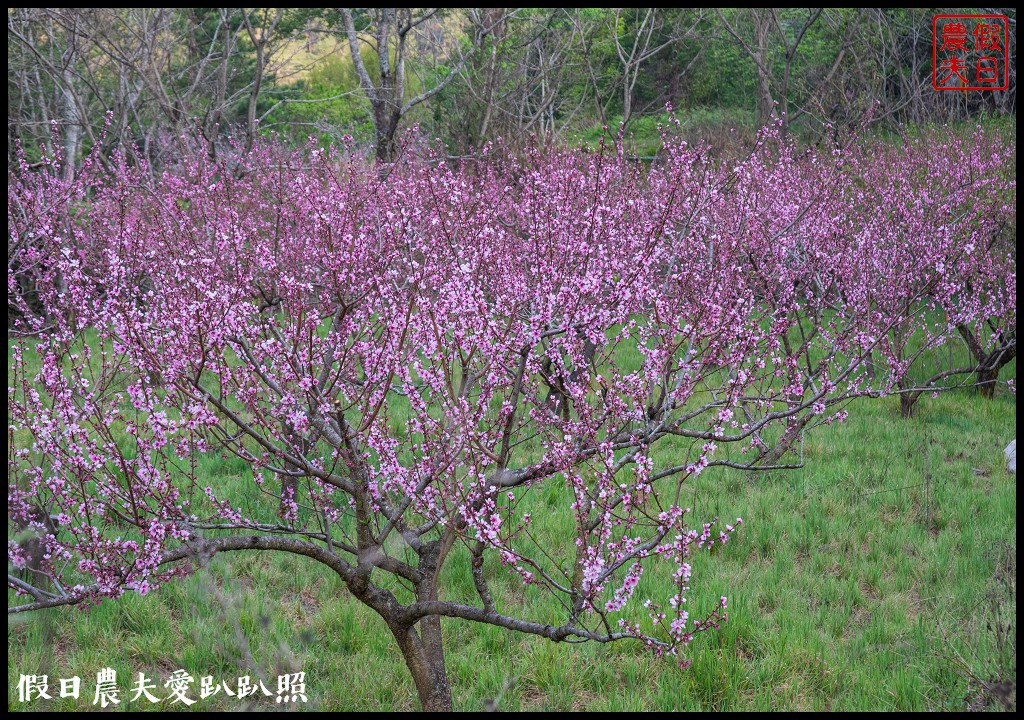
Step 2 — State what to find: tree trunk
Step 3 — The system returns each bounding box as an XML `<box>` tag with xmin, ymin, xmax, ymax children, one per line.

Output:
<box><xmin>760</xmin><ymin>412</ymin><xmax>811</xmax><ymax>465</ymax></box>
<box><xmin>976</xmin><ymin>366</ymin><xmax>998</xmax><ymax>399</ymax></box>
<box><xmin>389</xmin><ymin>620</ymin><xmax>452</xmax><ymax>711</ymax></box>
<box><xmin>956</xmin><ymin>323</ymin><xmax>1015</xmax><ymax>400</ymax></box>
<box><xmin>752</xmin><ymin>10</ymin><xmax>775</xmax><ymax>129</ymax></box>
<box><xmin>383</xmin><ymin>539</ymin><xmax>456</xmax><ymax>710</ymax></box>
<box><xmin>476</xmin><ymin>8</ymin><xmax>506</xmax><ymax>145</ymax></box>
<box><xmin>899</xmin><ymin>392</ymin><xmax>916</xmax><ymax>418</ymax></box>
<box><xmin>374</xmin><ymin>105</ymin><xmax>400</xmax><ymax>164</ymax></box>
<box><xmin>61</xmin><ymin>63</ymin><xmax>81</xmax><ymax>182</ymax></box>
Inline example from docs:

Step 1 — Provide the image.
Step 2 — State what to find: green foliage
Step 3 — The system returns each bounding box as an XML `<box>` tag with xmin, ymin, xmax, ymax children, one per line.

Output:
<box><xmin>272</xmin><ymin>54</ymin><xmax>374</xmax><ymax>145</ymax></box>
<box><xmin>8</xmin><ymin>7</ymin><xmax>1015</xmax><ymax>167</ymax></box>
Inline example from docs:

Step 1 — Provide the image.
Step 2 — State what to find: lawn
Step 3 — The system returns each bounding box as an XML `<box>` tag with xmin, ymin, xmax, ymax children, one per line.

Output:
<box><xmin>8</xmin><ymin>380</ymin><xmax>1016</xmax><ymax>711</ymax></box>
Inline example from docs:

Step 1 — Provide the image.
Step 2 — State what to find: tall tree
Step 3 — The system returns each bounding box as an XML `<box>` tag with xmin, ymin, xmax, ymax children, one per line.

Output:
<box><xmin>716</xmin><ymin>8</ymin><xmax>861</xmax><ymax>134</ymax></box>
<box><xmin>337</xmin><ymin>8</ymin><xmax>509</xmax><ymax>161</ymax></box>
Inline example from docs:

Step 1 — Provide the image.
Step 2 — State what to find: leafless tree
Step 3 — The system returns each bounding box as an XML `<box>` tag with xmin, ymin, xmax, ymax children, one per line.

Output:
<box><xmin>717</xmin><ymin>8</ymin><xmax>861</xmax><ymax>134</ymax></box>
<box><xmin>337</xmin><ymin>8</ymin><xmax>513</xmax><ymax>162</ymax></box>
<box><xmin>608</xmin><ymin>9</ymin><xmax>705</xmax><ymax>128</ymax></box>
<box><xmin>7</xmin><ymin>8</ymin><xmax>312</xmax><ymax>168</ymax></box>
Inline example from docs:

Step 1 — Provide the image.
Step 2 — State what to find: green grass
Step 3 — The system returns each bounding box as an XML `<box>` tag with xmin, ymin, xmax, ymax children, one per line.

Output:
<box><xmin>8</xmin><ymin>383</ymin><xmax>1016</xmax><ymax>711</ymax></box>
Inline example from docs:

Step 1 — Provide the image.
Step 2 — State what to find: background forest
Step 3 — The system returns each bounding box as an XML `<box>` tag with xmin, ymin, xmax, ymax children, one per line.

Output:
<box><xmin>7</xmin><ymin>7</ymin><xmax>1018</xmax><ymax>168</ymax></box>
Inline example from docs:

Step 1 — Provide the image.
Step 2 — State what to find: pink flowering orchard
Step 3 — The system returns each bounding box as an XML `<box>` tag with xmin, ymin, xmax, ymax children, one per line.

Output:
<box><xmin>7</xmin><ymin>124</ymin><xmax>1015</xmax><ymax>711</ymax></box>
<box><xmin>847</xmin><ymin>128</ymin><xmax>1016</xmax><ymax>415</ymax></box>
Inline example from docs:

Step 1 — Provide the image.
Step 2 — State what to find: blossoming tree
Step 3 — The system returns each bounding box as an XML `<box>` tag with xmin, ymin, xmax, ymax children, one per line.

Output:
<box><xmin>7</xmin><ymin>124</ymin><xmax>1014</xmax><ymax>710</ymax></box>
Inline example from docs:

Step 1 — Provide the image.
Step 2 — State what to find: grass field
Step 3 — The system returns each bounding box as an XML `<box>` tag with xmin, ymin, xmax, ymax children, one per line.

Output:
<box><xmin>8</xmin><ymin>378</ymin><xmax>1016</xmax><ymax>711</ymax></box>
